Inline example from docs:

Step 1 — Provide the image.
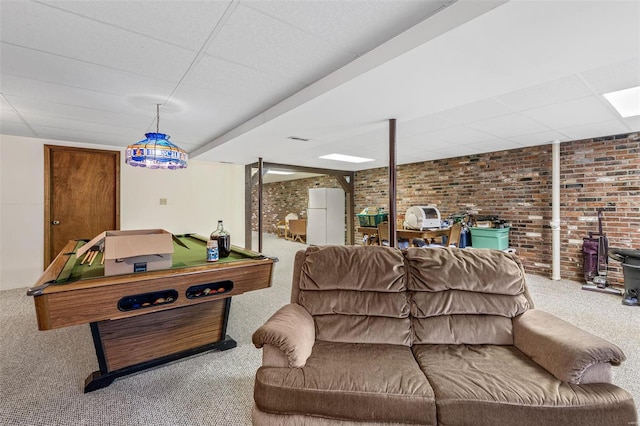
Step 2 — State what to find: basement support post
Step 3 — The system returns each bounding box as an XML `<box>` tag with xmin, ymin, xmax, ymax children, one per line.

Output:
<box><xmin>551</xmin><ymin>141</ymin><xmax>561</xmax><ymax>280</ymax></box>
<box><xmin>389</xmin><ymin>119</ymin><xmax>397</xmax><ymax>248</ymax></box>
<box><xmin>245</xmin><ymin>164</ymin><xmax>252</xmax><ymax>250</ymax></box>
<box><xmin>335</xmin><ymin>174</ymin><xmax>355</xmax><ymax>245</ymax></box>
<box><xmin>258</xmin><ymin>157</ymin><xmax>263</xmax><ymax>253</ymax></box>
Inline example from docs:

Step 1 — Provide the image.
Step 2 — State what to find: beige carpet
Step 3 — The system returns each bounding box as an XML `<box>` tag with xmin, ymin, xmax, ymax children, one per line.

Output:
<box><xmin>1</xmin><ymin>234</ymin><xmax>637</xmax><ymax>425</ymax></box>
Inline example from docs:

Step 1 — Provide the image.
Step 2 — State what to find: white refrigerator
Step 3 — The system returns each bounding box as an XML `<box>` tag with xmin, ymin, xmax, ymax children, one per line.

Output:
<box><xmin>307</xmin><ymin>188</ymin><xmax>345</xmax><ymax>245</ymax></box>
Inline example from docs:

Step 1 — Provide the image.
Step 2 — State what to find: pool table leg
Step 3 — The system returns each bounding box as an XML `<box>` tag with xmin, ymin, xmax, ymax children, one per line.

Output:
<box><xmin>84</xmin><ymin>370</ymin><xmax>116</xmax><ymax>393</ymax></box>
<box><xmin>84</xmin><ymin>298</ymin><xmax>237</xmax><ymax>393</ymax></box>
<box><xmin>83</xmin><ymin>334</ymin><xmax>237</xmax><ymax>393</ymax></box>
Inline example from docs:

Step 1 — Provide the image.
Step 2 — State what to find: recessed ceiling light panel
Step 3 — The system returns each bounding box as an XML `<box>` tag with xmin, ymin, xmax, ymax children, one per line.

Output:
<box><xmin>319</xmin><ymin>153</ymin><xmax>374</xmax><ymax>163</ymax></box>
<box><xmin>603</xmin><ymin>86</ymin><xmax>640</xmax><ymax>118</ymax></box>
<box><xmin>267</xmin><ymin>170</ymin><xmax>294</xmax><ymax>175</ymax></box>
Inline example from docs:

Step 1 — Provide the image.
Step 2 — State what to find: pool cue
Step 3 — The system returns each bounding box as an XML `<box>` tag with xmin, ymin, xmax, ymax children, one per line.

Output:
<box><xmin>89</xmin><ymin>250</ymin><xmax>98</xmax><ymax>266</ymax></box>
<box><xmin>81</xmin><ymin>250</ymin><xmax>91</xmax><ymax>264</ymax></box>
<box><xmin>99</xmin><ymin>243</ymin><xmax>105</xmax><ymax>265</ymax></box>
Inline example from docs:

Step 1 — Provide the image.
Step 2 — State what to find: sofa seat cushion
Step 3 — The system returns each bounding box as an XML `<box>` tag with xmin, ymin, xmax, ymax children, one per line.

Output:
<box><xmin>255</xmin><ymin>341</ymin><xmax>437</xmax><ymax>425</ymax></box>
<box><xmin>413</xmin><ymin>344</ymin><xmax>637</xmax><ymax>426</ymax></box>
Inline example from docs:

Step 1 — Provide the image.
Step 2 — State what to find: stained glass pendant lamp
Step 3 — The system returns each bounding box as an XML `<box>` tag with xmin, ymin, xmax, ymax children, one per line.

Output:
<box><xmin>125</xmin><ymin>104</ymin><xmax>188</xmax><ymax>169</ymax></box>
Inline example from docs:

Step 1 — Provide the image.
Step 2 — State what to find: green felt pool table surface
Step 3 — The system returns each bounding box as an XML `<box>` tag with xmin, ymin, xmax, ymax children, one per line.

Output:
<box><xmin>56</xmin><ymin>234</ymin><xmax>261</xmax><ymax>283</ymax></box>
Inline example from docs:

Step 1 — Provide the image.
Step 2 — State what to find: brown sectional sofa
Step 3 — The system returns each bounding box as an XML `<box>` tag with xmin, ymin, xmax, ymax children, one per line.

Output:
<box><xmin>252</xmin><ymin>245</ymin><xmax>637</xmax><ymax>425</ymax></box>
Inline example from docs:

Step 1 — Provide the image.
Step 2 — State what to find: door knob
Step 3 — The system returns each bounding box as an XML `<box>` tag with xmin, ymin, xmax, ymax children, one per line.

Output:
<box><xmin>52</xmin><ymin>220</ymin><xmax>60</xmax><ymax>225</ymax></box>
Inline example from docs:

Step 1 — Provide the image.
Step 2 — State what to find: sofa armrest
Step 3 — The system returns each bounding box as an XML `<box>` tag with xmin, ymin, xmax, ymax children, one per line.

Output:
<box><xmin>260</xmin><ymin>343</ymin><xmax>290</xmax><ymax>367</ymax></box>
<box><xmin>252</xmin><ymin>303</ymin><xmax>315</xmax><ymax>368</ymax></box>
<box><xmin>513</xmin><ymin>309</ymin><xmax>626</xmax><ymax>384</ymax></box>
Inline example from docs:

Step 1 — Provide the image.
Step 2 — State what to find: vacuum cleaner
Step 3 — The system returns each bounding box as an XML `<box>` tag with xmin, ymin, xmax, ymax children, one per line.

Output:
<box><xmin>581</xmin><ymin>209</ymin><xmax>622</xmax><ymax>295</ymax></box>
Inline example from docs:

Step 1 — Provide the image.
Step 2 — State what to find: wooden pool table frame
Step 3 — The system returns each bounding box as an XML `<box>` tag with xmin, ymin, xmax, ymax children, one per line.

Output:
<box><xmin>28</xmin><ymin>236</ymin><xmax>274</xmax><ymax>392</ymax></box>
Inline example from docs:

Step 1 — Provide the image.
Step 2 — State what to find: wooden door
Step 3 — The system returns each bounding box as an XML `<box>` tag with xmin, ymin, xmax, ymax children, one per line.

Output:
<box><xmin>44</xmin><ymin>145</ymin><xmax>120</xmax><ymax>266</ymax></box>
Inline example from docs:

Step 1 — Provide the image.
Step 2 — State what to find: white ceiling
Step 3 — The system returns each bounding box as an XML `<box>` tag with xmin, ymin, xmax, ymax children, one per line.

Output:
<box><xmin>1</xmin><ymin>0</ymin><xmax>639</xmax><ymax>173</ymax></box>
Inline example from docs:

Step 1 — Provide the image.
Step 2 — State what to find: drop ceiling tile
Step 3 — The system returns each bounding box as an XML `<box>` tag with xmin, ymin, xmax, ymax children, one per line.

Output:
<box><xmin>398</xmin><ymin>114</ymin><xmax>456</xmax><ymax>137</ymax></box>
<box><xmin>0</xmin><ymin>121</ymin><xmax>34</xmax><ymax>137</ymax></box>
<box><xmin>204</xmin><ymin>136</ymin><xmax>282</xmax><ymax>162</ymax></box>
<box><xmin>463</xmin><ymin>139</ymin><xmax>523</xmax><ymax>153</ymax></box>
<box><xmin>44</xmin><ymin>0</ymin><xmax>231</xmax><ymax>50</ymax></box>
<box><xmin>168</xmin><ymin>85</ymin><xmax>254</xmax><ymax>119</ymax></box>
<box><xmin>30</xmin><ymin>125</ymin><xmax>131</xmax><ymax>146</ymax></box>
<box><xmin>298</xmin><ymin>138</ymin><xmax>382</xmax><ymax>159</ymax></box>
<box><xmin>496</xmin><ymin>75</ymin><xmax>592</xmax><ymax>111</ymax></box>
<box><xmin>330</xmin><ymin>127</ymin><xmax>388</xmax><ymax>148</ymax></box>
<box><xmin>509</xmin><ymin>130</ymin><xmax>569</xmax><ymax>146</ymax></box>
<box><xmin>623</xmin><ymin>115</ymin><xmax>640</xmax><ymax>131</ymax></box>
<box><xmin>466</xmin><ymin>113</ymin><xmax>550</xmax><ymax>138</ymax></box>
<box><xmin>6</xmin><ymin>96</ymin><xmax>149</xmax><ymax>129</ymax></box>
<box><xmin>206</xmin><ymin>4</ymin><xmax>356</xmax><ymax>84</ymax></box>
<box><xmin>0</xmin><ymin>107</ymin><xmax>23</xmax><ymax>124</ymax></box>
<box><xmin>245</xmin><ymin>0</ymin><xmax>447</xmax><ymax>54</ymax></box>
<box><xmin>397</xmin><ymin>151</ymin><xmax>442</xmax><ymax>165</ymax></box>
<box><xmin>0</xmin><ymin>46</ymin><xmax>176</xmax><ymax>99</ymax></box>
<box><xmin>1</xmin><ymin>77</ymin><xmax>140</xmax><ymax>123</ymax></box>
<box><xmin>22</xmin><ymin>112</ymin><xmax>138</xmax><ymax>138</ymax></box>
<box><xmin>310</xmin><ymin>121</ymin><xmax>387</xmax><ymax>144</ymax></box>
<box><xmin>158</xmin><ymin>127</ymin><xmax>217</xmax><ymax>149</ymax></box>
<box><xmin>340</xmin><ymin>144</ymin><xmax>388</xmax><ymax>159</ymax></box>
<box><xmin>0</xmin><ymin>1</ymin><xmax>194</xmax><ymax>81</ymax></box>
<box><xmin>426</xmin><ymin>126</ymin><xmax>495</xmax><ymax>144</ymax></box>
<box><xmin>558</xmin><ymin>120</ymin><xmax>631</xmax><ymax>141</ymax></box>
<box><xmin>401</xmin><ymin>133</ymin><xmax>457</xmax><ymax>151</ymax></box>
<box><xmin>580</xmin><ymin>57</ymin><xmax>640</xmax><ymax>94</ymax></box>
<box><xmin>161</xmin><ymin>85</ymin><xmax>259</xmax><ymax>145</ymax></box>
<box><xmin>436</xmin><ymin>99</ymin><xmax>515</xmax><ymax>124</ymax></box>
<box><xmin>522</xmin><ymin>96</ymin><xmax>618</xmax><ymax>129</ymax></box>
<box><xmin>271</xmin><ymin>134</ymin><xmax>327</xmax><ymax>151</ymax></box>
<box><xmin>183</xmin><ymin>54</ymin><xmax>305</xmax><ymax>105</ymax></box>
<box><xmin>430</xmin><ymin>145</ymin><xmax>483</xmax><ymax>158</ymax></box>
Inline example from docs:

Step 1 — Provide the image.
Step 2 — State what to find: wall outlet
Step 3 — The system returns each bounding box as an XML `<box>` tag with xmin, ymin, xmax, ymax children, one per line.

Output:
<box><xmin>159</xmin><ymin>198</ymin><xmax>168</xmax><ymax>205</ymax></box>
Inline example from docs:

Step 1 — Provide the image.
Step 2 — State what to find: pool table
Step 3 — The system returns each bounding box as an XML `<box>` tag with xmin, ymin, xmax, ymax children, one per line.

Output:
<box><xmin>28</xmin><ymin>234</ymin><xmax>274</xmax><ymax>392</ymax></box>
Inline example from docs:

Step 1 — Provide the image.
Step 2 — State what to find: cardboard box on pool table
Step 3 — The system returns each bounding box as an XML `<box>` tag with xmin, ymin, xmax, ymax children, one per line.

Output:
<box><xmin>75</xmin><ymin>229</ymin><xmax>174</xmax><ymax>276</ymax></box>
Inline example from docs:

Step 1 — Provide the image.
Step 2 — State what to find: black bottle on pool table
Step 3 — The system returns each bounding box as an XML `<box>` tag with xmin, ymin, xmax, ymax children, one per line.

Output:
<box><xmin>210</xmin><ymin>220</ymin><xmax>231</xmax><ymax>258</ymax></box>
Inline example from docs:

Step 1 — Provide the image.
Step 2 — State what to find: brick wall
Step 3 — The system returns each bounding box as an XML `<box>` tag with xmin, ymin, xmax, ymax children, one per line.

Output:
<box><xmin>353</xmin><ymin>134</ymin><xmax>638</xmax><ymax>285</ymax></box>
<box><xmin>355</xmin><ymin>145</ymin><xmax>554</xmax><ymax>279</ymax></box>
<box><xmin>559</xmin><ymin>135</ymin><xmax>639</xmax><ymax>285</ymax></box>
<box><xmin>252</xmin><ymin>175</ymin><xmax>341</xmax><ymax>234</ymax></box>
<box><xmin>255</xmin><ymin>133</ymin><xmax>639</xmax><ymax>285</ymax></box>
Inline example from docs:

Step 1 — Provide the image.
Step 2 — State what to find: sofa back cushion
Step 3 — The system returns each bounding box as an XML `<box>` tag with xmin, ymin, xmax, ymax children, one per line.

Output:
<box><xmin>405</xmin><ymin>247</ymin><xmax>532</xmax><ymax>345</ymax></box>
<box><xmin>297</xmin><ymin>245</ymin><xmax>411</xmax><ymax>345</ymax></box>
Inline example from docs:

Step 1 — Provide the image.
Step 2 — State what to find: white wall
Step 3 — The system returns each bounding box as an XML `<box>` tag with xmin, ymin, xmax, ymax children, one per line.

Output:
<box><xmin>121</xmin><ymin>159</ymin><xmax>245</xmax><ymax>238</ymax></box>
<box><xmin>0</xmin><ymin>134</ymin><xmax>246</xmax><ymax>291</ymax></box>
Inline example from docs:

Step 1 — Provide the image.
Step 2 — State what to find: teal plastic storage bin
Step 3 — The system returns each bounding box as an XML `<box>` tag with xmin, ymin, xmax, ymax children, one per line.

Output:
<box><xmin>469</xmin><ymin>227</ymin><xmax>510</xmax><ymax>250</ymax></box>
<box><xmin>357</xmin><ymin>212</ymin><xmax>389</xmax><ymax>227</ymax></box>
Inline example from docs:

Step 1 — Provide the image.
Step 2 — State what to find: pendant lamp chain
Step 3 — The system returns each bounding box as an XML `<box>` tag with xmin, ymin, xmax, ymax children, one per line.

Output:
<box><xmin>156</xmin><ymin>103</ymin><xmax>160</xmax><ymax>134</ymax></box>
